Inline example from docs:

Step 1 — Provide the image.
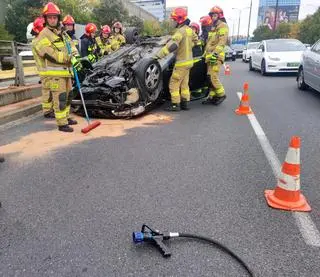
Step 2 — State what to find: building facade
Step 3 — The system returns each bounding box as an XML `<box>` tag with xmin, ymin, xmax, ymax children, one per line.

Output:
<box><xmin>257</xmin><ymin>0</ymin><xmax>301</xmax><ymax>29</ymax></box>
<box><xmin>130</xmin><ymin>0</ymin><xmax>166</xmax><ymax>21</ymax></box>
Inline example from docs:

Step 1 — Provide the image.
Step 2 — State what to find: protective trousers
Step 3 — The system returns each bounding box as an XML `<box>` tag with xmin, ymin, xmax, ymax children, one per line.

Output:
<box><xmin>42</xmin><ymin>77</ymin><xmax>73</xmax><ymax>126</ymax></box>
<box><xmin>169</xmin><ymin>66</ymin><xmax>191</xmax><ymax>104</ymax></box>
<box><xmin>207</xmin><ymin>61</ymin><xmax>225</xmax><ymax>98</ymax></box>
<box><xmin>41</xmin><ymin>77</ymin><xmax>53</xmax><ymax>115</ymax></box>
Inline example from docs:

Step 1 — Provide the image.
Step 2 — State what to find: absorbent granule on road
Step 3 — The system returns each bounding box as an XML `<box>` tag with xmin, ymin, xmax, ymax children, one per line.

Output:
<box><xmin>0</xmin><ymin>113</ymin><xmax>172</xmax><ymax>159</ymax></box>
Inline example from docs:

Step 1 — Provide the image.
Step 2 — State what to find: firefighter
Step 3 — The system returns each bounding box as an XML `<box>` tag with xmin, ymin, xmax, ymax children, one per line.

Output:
<box><xmin>80</xmin><ymin>23</ymin><xmax>98</xmax><ymax>63</ymax></box>
<box><xmin>33</xmin><ymin>2</ymin><xmax>81</xmax><ymax>132</ymax></box>
<box><xmin>202</xmin><ymin>6</ymin><xmax>229</xmax><ymax>105</ymax></box>
<box><xmin>200</xmin><ymin>15</ymin><xmax>213</xmax><ymax>45</ymax></box>
<box><xmin>95</xmin><ymin>25</ymin><xmax>114</xmax><ymax>57</ymax></box>
<box><xmin>31</xmin><ymin>16</ymin><xmax>55</xmax><ymax>118</ymax></box>
<box><xmin>110</xmin><ymin>22</ymin><xmax>126</xmax><ymax>51</ymax></box>
<box><xmin>62</xmin><ymin>15</ymin><xmax>79</xmax><ymax>49</ymax></box>
<box><xmin>154</xmin><ymin>7</ymin><xmax>195</xmax><ymax>111</ymax></box>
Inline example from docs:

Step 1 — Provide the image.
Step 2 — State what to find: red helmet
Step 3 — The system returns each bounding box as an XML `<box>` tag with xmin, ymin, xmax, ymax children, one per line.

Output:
<box><xmin>190</xmin><ymin>22</ymin><xmax>200</xmax><ymax>34</ymax></box>
<box><xmin>101</xmin><ymin>25</ymin><xmax>111</xmax><ymax>35</ymax></box>
<box><xmin>42</xmin><ymin>2</ymin><xmax>61</xmax><ymax>16</ymax></box>
<box><xmin>209</xmin><ymin>6</ymin><xmax>224</xmax><ymax>19</ymax></box>
<box><xmin>32</xmin><ymin>17</ymin><xmax>45</xmax><ymax>34</ymax></box>
<box><xmin>85</xmin><ymin>23</ymin><xmax>97</xmax><ymax>34</ymax></box>
<box><xmin>62</xmin><ymin>15</ymin><xmax>75</xmax><ymax>25</ymax></box>
<box><xmin>112</xmin><ymin>21</ymin><xmax>123</xmax><ymax>30</ymax></box>
<box><xmin>200</xmin><ymin>15</ymin><xmax>213</xmax><ymax>27</ymax></box>
<box><xmin>170</xmin><ymin>7</ymin><xmax>188</xmax><ymax>24</ymax></box>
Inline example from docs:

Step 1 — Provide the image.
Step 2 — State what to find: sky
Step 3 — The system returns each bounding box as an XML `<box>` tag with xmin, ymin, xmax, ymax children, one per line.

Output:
<box><xmin>166</xmin><ymin>0</ymin><xmax>320</xmax><ymax>36</ymax></box>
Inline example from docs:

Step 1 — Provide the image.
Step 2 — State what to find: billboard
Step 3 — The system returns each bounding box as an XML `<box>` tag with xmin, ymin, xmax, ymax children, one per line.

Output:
<box><xmin>257</xmin><ymin>5</ymin><xmax>300</xmax><ymax>30</ymax></box>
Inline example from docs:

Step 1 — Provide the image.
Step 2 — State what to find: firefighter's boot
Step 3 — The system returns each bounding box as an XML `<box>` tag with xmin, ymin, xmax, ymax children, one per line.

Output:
<box><xmin>180</xmin><ymin>100</ymin><xmax>190</xmax><ymax>110</ymax></box>
<box><xmin>68</xmin><ymin>118</ymin><xmax>78</xmax><ymax>125</ymax></box>
<box><xmin>165</xmin><ymin>103</ymin><xmax>181</xmax><ymax>112</ymax></box>
<box><xmin>58</xmin><ymin>125</ymin><xmax>74</xmax><ymax>132</ymax></box>
<box><xmin>213</xmin><ymin>95</ymin><xmax>227</xmax><ymax>105</ymax></box>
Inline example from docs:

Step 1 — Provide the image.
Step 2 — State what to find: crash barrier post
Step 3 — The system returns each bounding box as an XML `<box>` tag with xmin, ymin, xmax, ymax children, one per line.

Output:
<box><xmin>265</xmin><ymin>136</ymin><xmax>311</xmax><ymax>212</ymax></box>
<box><xmin>0</xmin><ymin>40</ymin><xmax>35</xmax><ymax>86</ymax></box>
<box><xmin>235</xmin><ymin>82</ymin><xmax>252</xmax><ymax>115</ymax></box>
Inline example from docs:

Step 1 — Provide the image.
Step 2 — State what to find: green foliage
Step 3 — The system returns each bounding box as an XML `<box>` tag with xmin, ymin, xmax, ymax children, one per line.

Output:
<box><xmin>143</xmin><ymin>20</ymin><xmax>162</xmax><ymax>36</ymax></box>
<box><xmin>252</xmin><ymin>25</ymin><xmax>274</xmax><ymax>41</ymax></box>
<box><xmin>298</xmin><ymin>8</ymin><xmax>320</xmax><ymax>44</ymax></box>
<box><xmin>160</xmin><ymin>20</ymin><xmax>175</xmax><ymax>36</ymax></box>
<box><xmin>125</xmin><ymin>16</ymin><xmax>143</xmax><ymax>31</ymax></box>
<box><xmin>92</xmin><ymin>0</ymin><xmax>128</xmax><ymax>27</ymax></box>
<box><xmin>0</xmin><ymin>24</ymin><xmax>14</xmax><ymax>40</ymax></box>
<box><xmin>54</xmin><ymin>0</ymin><xmax>93</xmax><ymax>24</ymax></box>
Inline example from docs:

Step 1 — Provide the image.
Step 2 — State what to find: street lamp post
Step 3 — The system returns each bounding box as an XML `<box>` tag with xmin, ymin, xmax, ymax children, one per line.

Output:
<box><xmin>232</xmin><ymin>7</ymin><xmax>249</xmax><ymax>43</ymax></box>
<box><xmin>246</xmin><ymin>0</ymin><xmax>253</xmax><ymax>44</ymax></box>
<box><xmin>273</xmin><ymin>0</ymin><xmax>279</xmax><ymax>31</ymax></box>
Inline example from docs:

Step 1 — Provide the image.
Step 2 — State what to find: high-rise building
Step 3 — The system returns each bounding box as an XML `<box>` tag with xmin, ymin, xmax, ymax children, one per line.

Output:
<box><xmin>130</xmin><ymin>0</ymin><xmax>166</xmax><ymax>21</ymax></box>
<box><xmin>257</xmin><ymin>0</ymin><xmax>301</xmax><ymax>29</ymax></box>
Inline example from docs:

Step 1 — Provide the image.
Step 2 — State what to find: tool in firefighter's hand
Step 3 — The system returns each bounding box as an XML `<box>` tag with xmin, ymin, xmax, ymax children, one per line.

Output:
<box><xmin>65</xmin><ymin>39</ymin><xmax>101</xmax><ymax>134</ymax></box>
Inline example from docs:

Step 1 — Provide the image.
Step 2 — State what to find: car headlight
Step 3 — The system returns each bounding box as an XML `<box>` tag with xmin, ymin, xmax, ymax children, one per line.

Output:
<box><xmin>268</xmin><ymin>56</ymin><xmax>280</xmax><ymax>61</ymax></box>
<box><xmin>233</xmin><ymin>52</ymin><xmax>236</xmax><ymax>55</ymax></box>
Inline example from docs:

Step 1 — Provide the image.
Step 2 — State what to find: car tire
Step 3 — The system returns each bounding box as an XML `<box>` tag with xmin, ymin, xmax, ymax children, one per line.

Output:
<box><xmin>261</xmin><ymin>59</ymin><xmax>267</xmax><ymax>76</ymax></box>
<box><xmin>124</xmin><ymin>27</ymin><xmax>140</xmax><ymax>44</ymax></box>
<box><xmin>249</xmin><ymin>59</ymin><xmax>254</xmax><ymax>71</ymax></box>
<box><xmin>134</xmin><ymin>58</ymin><xmax>163</xmax><ymax>102</ymax></box>
<box><xmin>1</xmin><ymin>57</ymin><xmax>14</xmax><ymax>71</ymax></box>
<box><xmin>297</xmin><ymin>67</ymin><xmax>308</xmax><ymax>90</ymax></box>
<box><xmin>232</xmin><ymin>57</ymin><xmax>236</xmax><ymax>61</ymax></box>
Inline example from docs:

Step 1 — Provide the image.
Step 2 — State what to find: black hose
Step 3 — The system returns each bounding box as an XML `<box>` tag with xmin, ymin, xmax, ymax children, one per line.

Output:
<box><xmin>178</xmin><ymin>233</ymin><xmax>254</xmax><ymax>277</ymax></box>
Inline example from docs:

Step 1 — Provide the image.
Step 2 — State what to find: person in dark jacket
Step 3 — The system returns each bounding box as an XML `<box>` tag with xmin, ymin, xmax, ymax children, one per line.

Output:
<box><xmin>80</xmin><ymin>23</ymin><xmax>98</xmax><ymax>63</ymax></box>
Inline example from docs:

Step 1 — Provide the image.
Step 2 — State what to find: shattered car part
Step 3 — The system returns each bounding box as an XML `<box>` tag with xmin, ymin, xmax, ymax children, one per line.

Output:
<box><xmin>71</xmin><ymin>36</ymin><xmax>209</xmax><ymax>119</ymax></box>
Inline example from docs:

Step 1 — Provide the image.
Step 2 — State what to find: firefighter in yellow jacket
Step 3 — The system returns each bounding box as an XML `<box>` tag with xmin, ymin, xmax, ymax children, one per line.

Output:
<box><xmin>33</xmin><ymin>2</ymin><xmax>82</xmax><ymax>132</ymax></box>
<box><xmin>110</xmin><ymin>22</ymin><xmax>126</xmax><ymax>51</ymax></box>
<box><xmin>202</xmin><ymin>6</ymin><xmax>229</xmax><ymax>105</ymax></box>
<box><xmin>154</xmin><ymin>7</ymin><xmax>197</xmax><ymax>111</ymax></box>
<box><xmin>31</xmin><ymin>16</ymin><xmax>55</xmax><ymax>118</ymax></box>
<box><xmin>95</xmin><ymin>25</ymin><xmax>115</xmax><ymax>57</ymax></box>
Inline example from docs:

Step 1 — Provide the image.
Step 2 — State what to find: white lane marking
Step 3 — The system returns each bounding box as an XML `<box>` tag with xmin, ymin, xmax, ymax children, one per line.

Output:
<box><xmin>237</xmin><ymin>92</ymin><xmax>320</xmax><ymax>247</ymax></box>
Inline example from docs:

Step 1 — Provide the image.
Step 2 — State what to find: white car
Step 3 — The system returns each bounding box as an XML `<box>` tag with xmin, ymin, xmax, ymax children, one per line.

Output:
<box><xmin>242</xmin><ymin>42</ymin><xmax>259</xmax><ymax>62</ymax></box>
<box><xmin>249</xmin><ymin>39</ymin><xmax>306</xmax><ymax>75</ymax></box>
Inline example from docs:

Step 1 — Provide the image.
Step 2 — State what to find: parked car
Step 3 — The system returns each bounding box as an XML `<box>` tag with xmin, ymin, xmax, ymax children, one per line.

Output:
<box><xmin>242</xmin><ymin>42</ymin><xmax>259</xmax><ymax>62</ymax></box>
<box><xmin>297</xmin><ymin>39</ymin><xmax>320</xmax><ymax>92</ymax></box>
<box><xmin>225</xmin><ymin>46</ymin><xmax>236</xmax><ymax>61</ymax></box>
<box><xmin>249</xmin><ymin>39</ymin><xmax>306</xmax><ymax>75</ymax></box>
<box><xmin>231</xmin><ymin>44</ymin><xmax>245</xmax><ymax>58</ymax></box>
<box><xmin>71</xmin><ymin>36</ymin><xmax>210</xmax><ymax>119</ymax></box>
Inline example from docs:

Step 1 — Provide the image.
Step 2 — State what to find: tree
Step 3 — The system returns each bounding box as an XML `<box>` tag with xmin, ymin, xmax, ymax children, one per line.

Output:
<box><xmin>298</xmin><ymin>8</ymin><xmax>320</xmax><ymax>44</ymax></box>
<box><xmin>125</xmin><ymin>16</ymin><xmax>143</xmax><ymax>31</ymax></box>
<box><xmin>54</xmin><ymin>0</ymin><xmax>93</xmax><ymax>24</ymax></box>
<box><xmin>143</xmin><ymin>20</ymin><xmax>162</xmax><ymax>36</ymax></box>
<box><xmin>252</xmin><ymin>25</ymin><xmax>274</xmax><ymax>41</ymax></box>
<box><xmin>92</xmin><ymin>0</ymin><xmax>128</xmax><ymax>27</ymax></box>
<box><xmin>160</xmin><ymin>20</ymin><xmax>175</xmax><ymax>36</ymax></box>
<box><xmin>275</xmin><ymin>23</ymin><xmax>291</xmax><ymax>38</ymax></box>
<box><xmin>0</xmin><ymin>24</ymin><xmax>14</xmax><ymax>40</ymax></box>
<box><xmin>5</xmin><ymin>0</ymin><xmax>43</xmax><ymax>42</ymax></box>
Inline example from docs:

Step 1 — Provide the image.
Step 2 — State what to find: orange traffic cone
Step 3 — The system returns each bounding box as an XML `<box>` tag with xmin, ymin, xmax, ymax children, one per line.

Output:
<box><xmin>235</xmin><ymin>82</ymin><xmax>253</xmax><ymax>115</ymax></box>
<box><xmin>264</xmin><ymin>136</ymin><xmax>311</xmax><ymax>212</ymax></box>
<box><xmin>224</xmin><ymin>64</ymin><xmax>231</xmax><ymax>76</ymax></box>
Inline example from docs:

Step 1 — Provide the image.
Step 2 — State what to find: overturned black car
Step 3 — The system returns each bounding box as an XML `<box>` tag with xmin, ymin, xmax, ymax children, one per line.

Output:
<box><xmin>71</xmin><ymin>35</ymin><xmax>210</xmax><ymax>118</ymax></box>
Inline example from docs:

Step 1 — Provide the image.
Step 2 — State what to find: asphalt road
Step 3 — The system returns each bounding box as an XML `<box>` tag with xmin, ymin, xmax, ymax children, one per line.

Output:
<box><xmin>0</xmin><ymin>60</ymin><xmax>320</xmax><ymax>277</ymax></box>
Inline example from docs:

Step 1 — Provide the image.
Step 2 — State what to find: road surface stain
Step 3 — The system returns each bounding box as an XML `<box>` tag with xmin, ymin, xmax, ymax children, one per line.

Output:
<box><xmin>0</xmin><ymin>113</ymin><xmax>172</xmax><ymax>159</ymax></box>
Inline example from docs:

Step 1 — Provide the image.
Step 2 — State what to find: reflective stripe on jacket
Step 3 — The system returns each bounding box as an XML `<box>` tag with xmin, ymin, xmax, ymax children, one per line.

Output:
<box><xmin>33</xmin><ymin>27</ymin><xmax>72</xmax><ymax>78</ymax></box>
<box><xmin>205</xmin><ymin>20</ymin><xmax>229</xmax><ymax>62</ymax></box>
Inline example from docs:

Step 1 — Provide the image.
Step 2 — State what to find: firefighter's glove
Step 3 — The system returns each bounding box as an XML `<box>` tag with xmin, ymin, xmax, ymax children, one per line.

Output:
<box><xmin>209</xmin><ymin>54</ymin><xmax>218</xmax><ymax>65</ymax></box>
<box><xmin>71</xmin><ymin>56</ymin><xmax>83</xmax><ymax>72</ymax></box>
<box><xmin>87</xmin><ymin>53</ymin><xmax>97</xmax><ymax>64</ymax></box>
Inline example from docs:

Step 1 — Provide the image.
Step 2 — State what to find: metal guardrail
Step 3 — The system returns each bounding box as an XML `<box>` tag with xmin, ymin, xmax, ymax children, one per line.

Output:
<box><xmin>0</xmin><ymin>40</ymin><xmax>36</xmax><ymax>86</ymax></box>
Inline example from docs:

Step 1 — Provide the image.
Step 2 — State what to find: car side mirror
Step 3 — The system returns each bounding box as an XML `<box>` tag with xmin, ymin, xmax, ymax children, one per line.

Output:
<box><xmin>257</xmin><ymin>49</ymin><xmax>263</xmax><ymax>53</ymax></box>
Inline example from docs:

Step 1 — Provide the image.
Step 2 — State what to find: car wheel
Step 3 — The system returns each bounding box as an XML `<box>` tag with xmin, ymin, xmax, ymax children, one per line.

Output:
<box><xmin>261</xmin><ymin>59</ymin><xmax>267</xmax><ymax>76</ymax></box>
<box><xmin>249</xmin><ymin>59</ymin><xmax>254</xmax><ymax>71</ymax></box>
<box><xmin>297</xmin><ymin>67</ymin><xmax>308</xmax><ymax>90</ymax></box>
<box><xmin>124</xmin><ymin>27</ymin><xmax>140</xmax><ymax>44</ymax></box>
<box><xmin>232</xmin><ymin>57</ymin><xmax>236</xmax><ymax>61</ymax></box>
<box><xmin>135</xmin><ymin>58</ymin><xmax>163</xmax><ymax>102</ymax></box>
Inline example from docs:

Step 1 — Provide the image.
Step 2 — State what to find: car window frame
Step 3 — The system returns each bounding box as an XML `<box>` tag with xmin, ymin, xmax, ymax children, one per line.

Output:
<box><xmin>258</xmin><ymin>43</ymin><xmax>265</xmax><ymax>52</ymax></box>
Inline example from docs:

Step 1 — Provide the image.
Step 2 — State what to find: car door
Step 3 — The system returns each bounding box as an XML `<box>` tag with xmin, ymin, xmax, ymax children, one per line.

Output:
<box><xmin>309</xmin><ymin>41</ymin><xmax>320</xmax><ymax>91</ymax></box>
<box><xmin>252</xmin><ymin>43</ymin><xmax>263</xmax><ymax>68</ymax></box>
